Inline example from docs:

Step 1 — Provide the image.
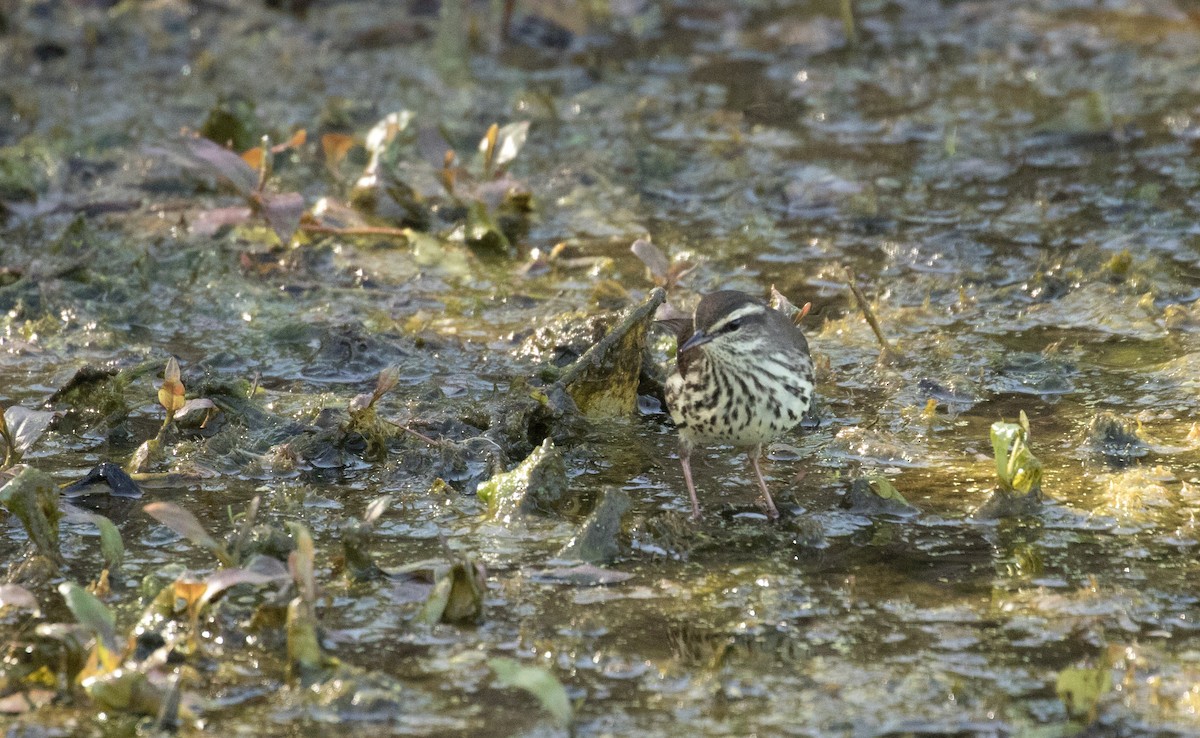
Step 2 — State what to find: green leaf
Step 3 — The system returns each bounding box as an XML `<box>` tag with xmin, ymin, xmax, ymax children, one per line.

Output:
<box><xmin>416</xmin><ymin>569</ymin><xmax>452</xmax><ymax>625</ymax></box>
<box><xmin>58</xmin><ymin>582</ymin><xmax>117</xmax><ymax>650</ymax></box>
<box><xmin>990</xmin><ymin>421</ymin><xmax>1020</xmax><ymax>487</ymax></box>
<box><xmin>489</xmin><ymin>657</ymin><xmax>572</xmax><ymax>726</ymax></box>
<box><xmin>464</xmin><ymin>200</ymin><xmax>512</xmax><ymax>256</ymax></box>
<box><xmin>868</xmin><ymin>476</ymin><xmax>908</xmax><ymax>504</ymax></box>
<box><xmin>1056</xmin><ymin>665</ymin><xmax>1112</xmax><ymax>718</ymax></box>
<box><xmin>92</xmin><ymin>514</ymin><xmax>124</xmax><ymax>569</ymax></box>
<box><xmin>61</xmin><ymin>505</ymin><xmax>125</xmax><ymax>570</ymax></box>
<box><xmin>287</xmin><ymin>523</ymin><xmax>316</xmax><ymax>605</ymax></box>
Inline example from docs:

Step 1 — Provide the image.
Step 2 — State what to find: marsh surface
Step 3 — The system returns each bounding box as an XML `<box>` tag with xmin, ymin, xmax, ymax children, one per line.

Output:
<box><xmin>3</xmin><ymin>1</ymin><xmax>1200</xmax><ymax>735</ymax></box>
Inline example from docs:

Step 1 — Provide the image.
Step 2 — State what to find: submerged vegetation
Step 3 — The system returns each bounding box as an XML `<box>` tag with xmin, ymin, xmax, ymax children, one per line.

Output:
<box><xmin>3</xmin><ymin>0</ymin><xmax>1200</xmax><ymax>735</ymax></box>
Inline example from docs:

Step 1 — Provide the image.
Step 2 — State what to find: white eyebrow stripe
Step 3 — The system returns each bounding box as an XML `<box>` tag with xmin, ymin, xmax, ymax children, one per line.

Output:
<box><xmin>708</xmin><ymin>304</ymin><xmax>766</xmax><ymax>332</ymax></box>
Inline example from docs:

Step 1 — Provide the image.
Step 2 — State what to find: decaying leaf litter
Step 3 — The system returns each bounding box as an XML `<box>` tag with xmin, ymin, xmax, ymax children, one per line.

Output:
<box><xmin>4</xmin><ymin>0</ymin><xmax>1200</xmax><ymax>734</ymax></box>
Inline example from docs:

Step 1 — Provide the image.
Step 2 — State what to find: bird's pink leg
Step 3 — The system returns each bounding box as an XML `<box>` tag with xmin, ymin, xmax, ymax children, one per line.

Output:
<box><xmin>748</xmin><ymin>444</ymin><xmax>780</xmax><ymax>520</ymax></box>
<box><xmin>679</xmin><ymin>445</ymin><xmax>702</xmax><ymax>520</ymax></box>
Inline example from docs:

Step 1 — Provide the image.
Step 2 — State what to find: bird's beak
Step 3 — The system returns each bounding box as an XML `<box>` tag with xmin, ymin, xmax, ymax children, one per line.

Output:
<box><xmin>679</xmin><ymin>329</ymin><xmax>711</xmax><ymax>353</ymax></box>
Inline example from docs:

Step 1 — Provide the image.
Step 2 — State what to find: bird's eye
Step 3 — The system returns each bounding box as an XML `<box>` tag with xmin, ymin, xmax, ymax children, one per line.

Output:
<box><xmin>724</xmin><ymin>319</ymin><xmax>742</xmax><ymax>332</ymax></box>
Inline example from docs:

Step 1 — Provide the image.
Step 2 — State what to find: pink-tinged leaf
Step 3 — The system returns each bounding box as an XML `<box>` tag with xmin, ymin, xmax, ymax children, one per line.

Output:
<box><xmin>258</xmin><ymin>191</ymin><xmax>306</xmax><ymax>245</ymax></box>
<box><xmin>0</xmin><ymin>689</ymin><xmax>55</xmax><ymax>714</ymax></box>
<box><xmin>630</xmin><ymin>238</ymin><xmax>669</xmax><ymax>281</ymax></box>
<box><xmin>469</xmin><ymin>175</ymin><xmax>525</xmax><ymax>211</ymax></box>
<box><xmin>0</xmin><ymin>584</ymin><xmax>40</xmax><ymax>615</ymax></box>
<box><xmin>149</xmin><ymin>137</ymin><xmax>259</xmax><ymax>196</ymax></box>
<box><xmin>143</xmin><ymin>502</ymin><xmax>231</xmax><ymax>565</ymax></box>
<box><xmin>200</xmin><ymin>561</ymin><xmax>290</xmax><ymax>608</ymax></box>
<box><xmin>173</xmin><ymin>398</ymin><xmax>216</xmax><ymax>422</ymax></box>
<box><xmin>3</xmin><ymin>406</ymin><xmax>58</xmax><ymax>455</ymax></box>
<box><xmin>491</xmin><ymin>121</ymin><xmax>530</xmax><ymax>169</ymax></box>
<box><xmin>363</xmin><ymin>495</ymin><xmax>391</xmax><ymax>525</ymax></box>
<box><xmin>348</xmin><ymin>393</ymin><xmax>374</xmax><ymax>413</ymax></box>
<box><xmin>191</xmin><ymin>206</ymin><xmax>253</xmax><ymax>236</ymax></box>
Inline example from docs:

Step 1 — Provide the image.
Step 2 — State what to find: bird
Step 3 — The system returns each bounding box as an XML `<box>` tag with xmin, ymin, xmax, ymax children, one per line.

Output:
<box><xmin>664</xmin><ymin>290</ymin><xmax>814</xmax><ymax>520</ymax></box>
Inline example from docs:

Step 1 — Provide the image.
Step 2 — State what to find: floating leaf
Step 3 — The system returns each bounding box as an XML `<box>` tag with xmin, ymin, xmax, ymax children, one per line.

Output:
<box><xmin>83</xmin><ymin>668</ymin><xmax>175</xmax><ymax>717</ymax></box>
<box><xmin>530</xmin><ymin>565</ymin><xmax>634</xmax><ymax>586</ymax></box>
<box><xmin>489</xmin><ymin>657</ymin><xmax>572</xmax><ymax>726</ymax></box>
<box><xmin>0</xmin><ymin>689</ymin><xmax>54</xmax><ymax>714</ymax></box>
<box><xmin>363</xmin><ymin>494</ymin><xmax>392</xmax><ymax>525</ymax></box>
<box><xmin>190</xmin><ymin>205</ymin><xmax>254</xmax><ymax>236</ymax></box>
<box><xmin>630</xmin><ymin>238</ymin><xmax>670</xmax><ymax>283</ymax></box>
<box><xmin>200</xmin><ymin>562</ymin><xmax>290</xmax><ymax>610</ymax></box>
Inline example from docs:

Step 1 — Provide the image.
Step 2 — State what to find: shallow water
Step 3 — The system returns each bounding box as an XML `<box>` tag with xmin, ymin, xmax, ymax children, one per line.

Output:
<box><xmin>4</xmin><ymin>0</ymin><xmax>1200</xmax><ymax>735</ymax></box>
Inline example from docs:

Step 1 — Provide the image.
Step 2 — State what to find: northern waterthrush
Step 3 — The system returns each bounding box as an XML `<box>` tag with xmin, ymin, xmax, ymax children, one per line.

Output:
<box><xmin>665</xmin><ymin>290</ymin><xmax>814</xmax><ymax>519</ymax></box>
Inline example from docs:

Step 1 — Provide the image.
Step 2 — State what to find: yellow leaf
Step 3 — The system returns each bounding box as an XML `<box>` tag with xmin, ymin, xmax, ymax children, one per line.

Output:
<box><xmin>158</xmin><ymin>358</ymin><xmax>186</xmax><ymax>413</ymax></box>
<box><xmin>320</xmin><ymin>132</ymin><xmax>355</xmax><ymax>170</ymax></box>
<box><xmin>240</xmin><ymin>147</ymin><xmax>265</xmax><ymax>170</ymax></box>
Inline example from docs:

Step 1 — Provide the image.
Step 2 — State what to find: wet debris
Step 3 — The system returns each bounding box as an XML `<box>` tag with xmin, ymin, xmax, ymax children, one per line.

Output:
<box><xmin>1082</xmin><ymin>411</ymin><xmax>1150</xmax><ymax>463</ymax></box>
<box><xmin>552</xmin><ymin>287</ymin><xmax>667</xmax><ymax>418</ymax></box>
<box><xmin>412</xmin><ymin>554</ymin><xmax>487</xmax><ymax>626</ymax></box>
<box><xmin>557</xmin><ymin>487</ymin><xmax>632</xmax><ymax>564</ymax></box>
<box><xmin>476</xmin><ymin>437</ymin><xmax>570</xmax><ymax>518</ymax></box>
<box><xmin>841</xmin><ymin>477</ymin><xmax>919</xmax><ymax>517</ymax></box>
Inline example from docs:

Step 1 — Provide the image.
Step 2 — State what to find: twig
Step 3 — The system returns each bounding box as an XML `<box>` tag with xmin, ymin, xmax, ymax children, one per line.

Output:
<box><xmin>554</xmin><ymin>287</ymin><xmax>667</xmax><ymax>390</ymax></box>
<box><xmin>844</xmin><ymin>267</ymin><xmax>902</xmax><ymax>362</ymax></box>
<box><xmin>300</xmin><ymin>223</ymin><xmax>411</xmax><ymax>239</ymax></box>
<box><xmin>383</xmin><ymin>418</ymin><xmax>442</xmax><ymax>446</ymax></box>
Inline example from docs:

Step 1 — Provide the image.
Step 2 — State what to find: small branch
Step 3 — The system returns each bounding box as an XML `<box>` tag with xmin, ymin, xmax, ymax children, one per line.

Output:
<box><xmin>300</xmin><ymin>223</ymin><xmax>412</xmax><ymax>239</ymax></box>
<box><xmin>844</xmin><ymin>267</ymin><xmax>902</xmax><ymax>363</ymax></box>
<box><xmin>383</xmin><ymin>418</ymin><xmax>442</xmax><ymax>446</ymax></box>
